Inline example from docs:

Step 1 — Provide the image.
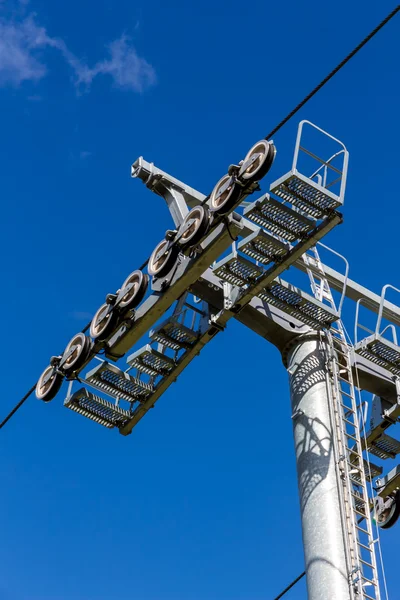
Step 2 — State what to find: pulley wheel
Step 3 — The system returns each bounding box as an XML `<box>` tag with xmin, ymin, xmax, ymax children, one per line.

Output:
<box><xmin>377</xmin><ymin>490</ymin><xmax>400</xmax><ymax>529</ymax></box>
<box><xmin>90</xmin><ymin>302</ymin><xmax>118</xmax><ymax>341</ymax></box>
<box><xmin>148</xmin><ymin>239</ymin><xmax>179</xmax><ymax>278</ymax></box>
<box><xmin>118</xmin><ymin>270</ymin><xmax>149</xmax><ymax>311</ymax></box>
<box><xmin>61</xmin><ymin>332</ymin><xmax>92</xmax><ymax>374</ymax></box>
<box><xmin>240</xmin><ymin>140</ymin><xmax>275</xmax><ymax>182</ymax></box>
<box><xmin>178</xmin><ymin>205</ymin><xmax>210</xmax><ymax>247</ymax></box>
<box><xmin>209</xmin><ymin>174</ymin><xmax>241</xmax><ymax>215</ymax></box>
<box><xmin>36</xmin><ymin>365</ymin><xmax>63</xmax><ymax>402</ymax></box>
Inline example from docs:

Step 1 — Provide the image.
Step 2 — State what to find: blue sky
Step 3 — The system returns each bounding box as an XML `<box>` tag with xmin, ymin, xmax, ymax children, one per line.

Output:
<box><xmin>0</xmin><ymin>1</ymin><xmax>399</xmax><ymax>598</ymax></box>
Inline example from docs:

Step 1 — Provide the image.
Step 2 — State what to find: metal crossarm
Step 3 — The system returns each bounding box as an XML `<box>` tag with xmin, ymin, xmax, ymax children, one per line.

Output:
<box><xmin>106</xmin><ymin>215</ymin><xmax>244</xmax><ymax>359</ymax></box>
<box><xmin>119</xmin><ymin>318</ymin><xmax>222</xmax><ymax>435</ymax></box>
<box><xmin>376</xmin><ymin>464</ymin><xmax>400</xmax><ymax>498</ymax></box>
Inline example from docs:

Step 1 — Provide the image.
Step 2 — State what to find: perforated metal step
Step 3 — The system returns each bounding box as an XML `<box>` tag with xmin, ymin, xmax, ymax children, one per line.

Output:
<box><xmin>270</xmin><ymin>171</ymin><xmax>341</xmax><ymax>219</ymax></box>
<box><xmin>85</xmin><ymin>362</ymin><xmax>153</xmax><ymax>402</ymax></box>
<box><xmin>150</xmin><ymin>318</ymin><xmax>199</xmax><ymax>351</ymax></box>
<box><xmin>243</xmin><ymin>195</ymin><xmax>314</xmax><ymax>242</ymax></box>
<box><xmin>213</xmin><ymin>253</ymin><xmax>263</xmax><ymax>287</ymax></box>
<box><xmin>64</xmin><ymin>388</ymin><xmax>131</xmax><ymax>429</ymax></box>
<box><xmin>258</xmin><ymin>278</ymin><xmax>339</xmax><ymax>329</ymax></box>
<box><xmin>127</xmin><ymin>344</ymin><xmax>175</xmax><ymax>377</ymax></box>
<box><xmin>367</xmin><ymin>432</ymin><xmax>400</xmax><ymax>460</ymax></box>
<box><xmin>354</xmin><ymin>334</ymin><xmax>400</xmax><ymax>378</ymax></box>
<box><xmin>238</xmin><ymin>228</ymin><xmax>289</xmax><ymax>265</ymax></box>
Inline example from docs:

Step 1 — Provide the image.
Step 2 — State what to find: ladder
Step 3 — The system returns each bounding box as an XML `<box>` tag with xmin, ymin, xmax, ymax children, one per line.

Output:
<box><xmin>302</xmin><ymin>246</ymin><xmax>381</xmax><ymax>600</ymax></box>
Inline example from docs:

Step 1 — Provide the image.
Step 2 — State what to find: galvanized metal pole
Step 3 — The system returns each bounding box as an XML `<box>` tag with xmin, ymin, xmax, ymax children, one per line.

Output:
<box><xmin>285</xmin><ymin>333</ymin><xmax>350</xmax><ymax>600</ymax></box>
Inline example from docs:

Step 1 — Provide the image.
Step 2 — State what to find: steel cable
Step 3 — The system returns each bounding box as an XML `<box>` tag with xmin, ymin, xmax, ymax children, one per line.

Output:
<box><xmin>0</xmin><ymin>6</ymin><xmax>398</xmax><ymax>429</ymax></box>
<box><xmin>272</xmin><ymin>571</ymin><xmax>306</xmax><ymax>599</ymax></box>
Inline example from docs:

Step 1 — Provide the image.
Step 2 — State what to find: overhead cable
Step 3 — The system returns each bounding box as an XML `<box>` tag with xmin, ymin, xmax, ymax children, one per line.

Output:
<box><xmin>1</xmin><ymin>6</ymin><xmax>398</xmax><ymax>430</ymax></box>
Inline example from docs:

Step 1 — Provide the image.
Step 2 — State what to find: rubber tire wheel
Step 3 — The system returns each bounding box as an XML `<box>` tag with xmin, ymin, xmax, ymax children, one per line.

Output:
<box><xmin>148</xmin><ymin>239</ymin><xmax>179</xmax><ymax>278</ymax></box>
<box><xmin>178</xmin><ymin>205</ymin><xmax>210</xmax><ymax>247</ymax></box>
<box><xmin>379</xmin><ymin>490</ymin><xmax>400</xmax><ymax>529</ymax></box>
<box><xmin>90</xmin><ymin>302</ymin><xmax>118</xmax><ymax>341</ymax></box>
<box><xmin>36</xmin><ymin>365</ymin><xmax>63</xmax><ymax>402</ymax></box>
<box><xmin>209</xmin><ymin>174</ymin><xmax>242</xmax><ymax>216</ymax></box>
<box><xmin>61</xmin><ymin>332</ymin><xmax>92</xmax><ymax>374</ymax></box>
<box><xmin>240</xmin><ymin>140</ymin><xmax>275</xmax><ymax>183</ymax></box>
<box><xmin>118</xmin><ymin>270</ymin><xmax>149</xmax><ymax>311</ymax></box>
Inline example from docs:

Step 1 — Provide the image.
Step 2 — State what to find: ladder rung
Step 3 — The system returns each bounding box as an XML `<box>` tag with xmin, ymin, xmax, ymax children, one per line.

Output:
<box><xmin>339</xmin><ymin>389</ymin><xmax>355</xmax><ymax>399</ymax></box>
<box><xmin>351</xmin><ymin>491</ymin><xmax>367</xmax><ymax>503</ymax></box>
<box><xmin>358</xmin><ymin>557</ymin><xmax>374</xmax><ymax>569</ymax></box>
<box><xmin>355</xmin><ymin>524</ymin><xmax>369</xmax><ymax>535</ymax></box>
<box><xmin>357</xmin><ymin>541</ymin><xmax>373</xmax><ymax>552</ymax></box>
<box><xmin>360</xmin><ymin>574</ymin><xmax>378</xmax><ymax>586</ymax></box>
<box><xmin>345</xmin><ymin>432</ymin><xmax>359</xmax><ymax>443</ymax></box>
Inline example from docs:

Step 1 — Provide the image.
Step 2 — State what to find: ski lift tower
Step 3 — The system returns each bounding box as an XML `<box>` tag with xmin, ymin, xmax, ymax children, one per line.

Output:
<box><xmin>35</xmin><ymin>121</ymin><xmax>400</xmax><ymax>599</ymax></box>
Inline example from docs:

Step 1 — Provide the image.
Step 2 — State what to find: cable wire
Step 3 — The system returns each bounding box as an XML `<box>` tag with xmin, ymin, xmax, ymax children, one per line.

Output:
<box><xmin>1</xmin><ymin>7</ymin><xmax>399</xmax><ymax>430</ymax></box>
<box><xmin>272</xmin><ymin>571</ymin><xmax>306</xmax><ymax>600</ymax></box>
<box><xmin>264</xmin><ymin>5</ymin><xmax>400</xmax><ymax>140</ymax></box>
<box><xmin>0</xmin><ymin>319</ymin><xmax>91</xmax><ymax>430</ymax></box>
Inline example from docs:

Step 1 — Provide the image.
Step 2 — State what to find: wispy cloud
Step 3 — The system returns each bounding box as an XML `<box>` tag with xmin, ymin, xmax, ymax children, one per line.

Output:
<box><xmin>0</xmin><ymin>13</ymin><xmax>156</xmax><ymax>92</ymax></box>
<box><xmin>73</xmin><ymin>35</ymin><xmax>156</xmax><ymax>92</ymax></box>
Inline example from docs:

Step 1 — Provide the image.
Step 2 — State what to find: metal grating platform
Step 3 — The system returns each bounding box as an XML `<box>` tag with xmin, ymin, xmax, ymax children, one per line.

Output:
<box><xmin>213</xmin><ymin>253</ymin><xmax>263</xmax><ymax>287</ymax></box>
<box><xmin>243</xmin><ymin>195</ymin><xmax>314</xmax><ymax>243</ymax></box>
<box><xmin>238</xmin><ymin>228</ymin><xmax>289</xmax><ymax>265</ymax></box>
<box><xmin>85</xmin><ymin>362</ymin><xmax>153</xmax><ymax>402</ymax></box>
<box><xmin>354</xmin><ymin>334</ymin><xmax>400</xmax><ymax>378</ymax></box>
<box><xmin>259</xmin><ymin>279</ymin><xmax>339</xmax><ymax>329</ymax></box>
<box><xmin>368</xmin><ymin>432</ymin><xmax>400</xmax><ymax>460</ymax></box>
<box><xmin>150</xmin><ymin>318</ymin><xmax>199</xmax><ymax>351</ymax></box>
<box><xmin>127</xmin><ymin>344</ymin><xmax>175</xmax><ymax>377</ymax></box>
<box><xmin>270</xmin><ymin>171</ymin><xmax>341</xmax><ymax>219</ymax></box>
<box><xmin>64</xmin><ymin>388</ymin><xmax>132</xmax><ymax>429</ymax></box>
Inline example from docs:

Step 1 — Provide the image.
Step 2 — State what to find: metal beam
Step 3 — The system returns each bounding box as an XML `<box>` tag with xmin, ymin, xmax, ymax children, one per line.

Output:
<box><xmin>106</xmin><ymin>216</ymin><xmax>244</xmax><ymax>358</ymax></box>
<box><xmin>133</xmin><ymin>156</ymin><xmax>400</xmax><ymax>327</ymax></box>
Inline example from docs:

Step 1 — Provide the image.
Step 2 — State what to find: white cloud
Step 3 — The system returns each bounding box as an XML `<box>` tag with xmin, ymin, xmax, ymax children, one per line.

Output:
<box><xmin>0</xmin><ymin>15</ymin><xmax>48</xmax><ymax>84</ymax></box>
<box><xmin>74</xmin><ymin>36</ymin><xmax>156</xmax><ymax>92</ymax></box>
<box><xmin>0</xmin><ymin>14</ymin><xmax>156</xmax><ymax>92</ymax></box>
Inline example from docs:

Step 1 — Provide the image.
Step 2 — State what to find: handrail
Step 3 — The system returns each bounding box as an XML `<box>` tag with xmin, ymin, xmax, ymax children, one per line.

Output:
<box><xmin>376</xmin><ymin>284</ymin><xmax>400</xmax><ymax>336</ymax></box>
<box><xmin>292</xmin><ymin>120</ymin><xmax>349</xmax><ymax>204</ymax></box>
<box><xmin>316</xmin><ymin>241</ymin><xmax>349</xmax><ymax>317</ymax></box>
<box><xmin>355</xmin><ymin>297</ymin><xmax>368</xmax><ymax>345</ymax></box>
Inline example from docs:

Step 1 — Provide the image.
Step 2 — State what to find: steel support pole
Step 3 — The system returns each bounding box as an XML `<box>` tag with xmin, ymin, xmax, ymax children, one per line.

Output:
<box><xmin>285</xmin><ymin>334</ymin><xmax>350</xmax><ymax>600</ymax></box>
